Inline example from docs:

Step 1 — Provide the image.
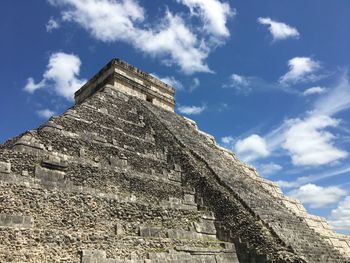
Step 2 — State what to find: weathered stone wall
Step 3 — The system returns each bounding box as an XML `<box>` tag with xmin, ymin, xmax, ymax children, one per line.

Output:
<box><xmin>141</xmin><ymin>94</ymin><xmax>350</xmax><ymax>263</ymax></box>
<box><xmin>75</xmin><ymin>59</ymin><xmax>175</xmax><ymax>111</ymax></box>
<box><xmin>0</xmin><ymin>86</ymin><xmax>240</xmax><ymax>263</ymax></box>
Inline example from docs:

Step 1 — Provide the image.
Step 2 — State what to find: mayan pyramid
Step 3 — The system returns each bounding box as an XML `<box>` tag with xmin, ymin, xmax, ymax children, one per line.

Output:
<box><xmin>1</xmin><ymin>59</ymin><xmax>350</xmax><ymax>263</ymax></box>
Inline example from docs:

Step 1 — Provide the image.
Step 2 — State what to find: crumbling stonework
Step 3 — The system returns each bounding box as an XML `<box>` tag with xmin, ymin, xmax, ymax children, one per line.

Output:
<box><xmin>0</xmin><ymin>59</ymin><xmax>349</xmax><ymax>262</ymax></box>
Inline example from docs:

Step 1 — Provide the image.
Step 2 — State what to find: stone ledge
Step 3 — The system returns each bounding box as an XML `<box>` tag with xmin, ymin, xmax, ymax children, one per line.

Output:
<box><xmin>0</xmin><ymin>214</ymin><xmax>34</xmax><ymax>228</ymax></box>
<box><xmin>0</xmin><ymin>161</ymin><xmax>11</xmax><ymax>174</ymax></box>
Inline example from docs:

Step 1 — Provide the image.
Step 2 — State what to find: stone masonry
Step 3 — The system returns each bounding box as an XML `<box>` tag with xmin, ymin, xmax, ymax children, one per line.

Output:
<box><xmin>0</xmin><ymin>58</ymin><xmax>349</xmax><ymax>262</ymax></box>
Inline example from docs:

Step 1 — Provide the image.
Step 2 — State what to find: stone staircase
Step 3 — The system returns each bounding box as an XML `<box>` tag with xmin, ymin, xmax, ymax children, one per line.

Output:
<box><xmin>141</xmin><ymin>91</ymin><xmax>350</xmax><ymax>263</ymax></box>
<box><xmin>0</xmin><ymin>87</ymin><xmax>240</xmax><ymax>262</ymax></box>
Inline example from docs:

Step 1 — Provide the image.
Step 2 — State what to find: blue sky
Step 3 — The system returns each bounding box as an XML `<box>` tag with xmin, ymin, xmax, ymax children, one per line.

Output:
<box><xmin>1</xmin><ymin>0</ymin><xmax>350</xmax><ymax>233</ymax></box>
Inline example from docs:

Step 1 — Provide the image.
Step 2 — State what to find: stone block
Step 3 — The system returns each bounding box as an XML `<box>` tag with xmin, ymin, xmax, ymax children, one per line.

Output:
<box><xmin>35</xmin><ymin>165</ymin><xmax>65</xmax><ymax>182</ymax></box>
<box><xmin>98</xmin><ymin>107</ymin><xmax>108</xmax><ymax>114</ymax></box>
<box><xmin>41</xmin><ymin>155</ymin><xmax>68</xmax><ymax>171</ymax></box>
<box><xmin>168</xmin><ymin>171</ymin><xmax>181</xmax><ymax>182</ymax></box>
<box><xmin>0</xmin><ymin>214</ymin><xmax>12</xmax><ymax>226</ymax></box>
<box><xmin>174</xmin><ymin>164</ymin><xmax>182</xmax><ymax>172</ymax></box>
<box><xmin>215</xmin><ymin>253</ymin><xmax>240</xmax><ymax>263</ymax></box>
<box><xmin>109</xmin><ymin>156</ymin><xmax>128</xmax><ymax>170</ymax></box>
<box><xmin>0</xmin><ymin>214</ymin><xmax>33</xmax><ymax>228</ymax></box>
<box><xmin>12</xmin><ymin>134</ymin><xmax>45</xmax><ymax>155</ymax></box>
<box><xmin>115</xmin><ymin>223</ymin><xmax>125</xmax><ymax>236</ymax></box>
<box><xmin>145</xmin><ymin>133</ymin><xmax>155</xmax><ymax>142</ymax></box>
<box><xmin>40</xmin><ymin>121</ymin><xmax>63</xmax><ymax>132</ymax></box>
<box><xmin>193</xmin><ymin>219</ymin><xmax>217</xmax><ymax>235</ymax></box>
<box><xmin>12</xmin><ymin>215</ymin><xmax>24</xmax><ymax>224</ymax></box>
<box><xmin>81</xmin><ymin>250</ymin><xmax>107</xmax><ymax>263</ymax></box>
<box><xmin>183</xmin><ymin>194</ymin><xmax>196</xmax><ymax>206</ymax></box>
<box><xmin>139</xmin><ymin>226</ymin><xmax>162</xmax><ymax>237</ymax></box>
<box><xmin>0</xmin><ymin>161</ymin><xmax>11</xmax><ymax>174</ymax></box>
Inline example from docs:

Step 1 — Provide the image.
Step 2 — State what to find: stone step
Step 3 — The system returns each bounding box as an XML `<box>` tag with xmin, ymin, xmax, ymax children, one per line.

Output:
<box><xmin>0</xmin><ymin>227</ymin><xmax>237</xmax><ymax>263</ymax></box>
<box><xmin>0</xmin><ymin>180</ymin><xmax>203</xmax><ymax>233</ymax></box>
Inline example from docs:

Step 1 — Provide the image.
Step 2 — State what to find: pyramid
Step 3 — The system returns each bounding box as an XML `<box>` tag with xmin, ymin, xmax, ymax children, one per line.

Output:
<box><xmin>1</xmin><ymin>58</ymin><xmax>350</xmax><ymax>263</ymax></box>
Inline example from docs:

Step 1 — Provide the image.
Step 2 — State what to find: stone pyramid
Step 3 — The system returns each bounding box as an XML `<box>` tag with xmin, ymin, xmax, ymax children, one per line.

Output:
<box><xmin>1</xmin><ymin>59</ymin><xmax>350</xmax><ymax>263</ymax></box>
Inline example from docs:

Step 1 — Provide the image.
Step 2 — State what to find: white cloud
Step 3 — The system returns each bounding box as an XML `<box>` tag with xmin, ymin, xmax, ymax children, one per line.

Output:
<box><xmin>303</xmin><ymin>86</ymin><xmax>326</xmax><ymax>96</ymax></box>
<box><xmin>224</xmin><ymin>73</ymin><xmax>276</xmax><ymax>94</ymax></box>
<box><xmin>221</xmin><ymin>135</ymin><xmax>235</xmax><ymax>145</ymax></box>
<box><xmin>313</xmin><ymin>71</ymin><xmax>350</xmax><ymax>116</ymax></box>
<box><xmin>37</xmin><ymin>109</ymin><xmax>55</xmax><ymax>119</ymax></box>
<box><xmin>224</xmin><ymin>73</ymin><xmax>251</xmax><ymax>93</ymax></box>
<box><xmin>258</xmin><ymin>17</ymin><xmax>299</xmax><ymax>41</ymax></box>
<box><xmin>189</xmin><ymin>77</ymin><xmax>200</xmax><ymax>92</ymax></box>
<box><xmin>230</xmin><ymin>74</ymin><xmax>249</xmax><ymax>86</ymax></box>
<box><xmin>24</xmin><ymin>52</ymin><xmax>86</xmax><ymax>100</ymax></box>
<box><xmin>152</xmin><ymin>74</ymin><xmax>184</xmax><ymax>90</ymax></box>
<box><xmin>279</xmin><ymin>57</ymin><xmax>321</xmax><ymax>85</ymax></box>
<box><xmin>138</xmin><ymin>11</ymin><xmax>211</xmax><ymax>74</ymax></box>
<box><xmin>234</xmin><ymin>134</ymin><xmax>270</xmax><ymax>162</ymax></box>
<box><xmin>178</xmin><ymin>105</ymin><xmax>206</xmax><ymax>115</ymax></box>
<box><xmin>329</xmin><ymin>196</ymin><xmax>350</xmax><ymax>230</ymax></box>
<box><xmin>177</xmin><ymin>0</ymin><xmax>234</xmax><ymax>38</ymax></box>
<box><xmin>288</xmin><ymin>184</ymin><xmax>347</xmax><ymax>208</ymax></box>
<box><xmin>49</xmin><ymin>0</ymin><xmax>234</xmax><ymax>74</ymax></box>
<box><xmin>283</xmin><ymin>115</ymin><xmax>347</xmax><ymax>166</ymax></box>
<box><xmin>46</xmin><ymin>18</ymin><xmax>60</xmax><ymax>32</ymax></box>
<box><xmin>259</xmin><ymin>162</ymin><xmax>282</xmax><ymax>175</ymax></box>
<box><xmin>24</xmin><ymin>78</ymin><xmax>46</xmax><ymax>93</ymax></box>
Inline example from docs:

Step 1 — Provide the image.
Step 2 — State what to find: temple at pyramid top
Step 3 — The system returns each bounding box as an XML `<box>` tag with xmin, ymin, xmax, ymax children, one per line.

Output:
<box><xmin>74</xmin><ymin>58</ymin><xmax>175</xmax><ymax>111</ymax></box>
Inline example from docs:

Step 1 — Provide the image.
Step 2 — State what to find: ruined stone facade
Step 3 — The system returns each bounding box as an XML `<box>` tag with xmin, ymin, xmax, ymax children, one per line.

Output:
<box><xmin>0</xmin><ymin>59</ymin><xmax>350</xmax><ymax>262</ymax></box>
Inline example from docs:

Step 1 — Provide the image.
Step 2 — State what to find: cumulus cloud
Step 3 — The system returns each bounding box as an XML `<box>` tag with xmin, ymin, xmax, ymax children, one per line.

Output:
<box><xmin>24</xmin><ymin>52</ymin><xmax>86</xmax><ymax>100</ymax></box>
<box><xmin>283</xmin><ymin>115</ymin><xmax>347</xmax><ymax>166</ymax></box>
<box><xmin>178</xmin><ymin>105</ymin><xmax>206</xmax><ymax>115</ymax></box>
<box><xmin>46</xmin><ymin>17</ymin><xmax>60</xmax><ymax>32</ymax></box>
<box><xmin>49</xmin><ymin>0</ymin><xmax>233</xmax><ymax>74</ymax></box>
<box><xmin>37</xmin><ymin>109</ymin><xmax>56</xmax><ymax>119</ymax></box>
<box><xmin>288</xmin><ymin>184</ymin><xmax>347</xmax><ymax>208</ymax></box>
<box><xmin>259</xmin><ymin>162</ymin><xmax>282</xmax><ymax>176</ymax></box>
<box><xmin>329</xmin><ymin>196</ymin><xmax>350</xmax><ymax>230</ymax></box>
<box><xmin>258</xmin><ymin>17</ymin><xmax>299</xmax><ymax>41</ymax></box>
<box><xmin>280</xmin><ymin>57</ymin><xmax>321</xmax><ymax>85</ymax></box>
<box><xmin>234</xmin><ymin>134</ymin><xmax>270</xmax><ymax>162</ymax></box>
<box><xmin>303</xmin><ymin>86</ymin><xmax>326</xmax><ymax>96</ymax></box>
<box><xmin>177</xmin><ymin>0</ymin><xmax>234</xmax><ymax>38</ymax></box>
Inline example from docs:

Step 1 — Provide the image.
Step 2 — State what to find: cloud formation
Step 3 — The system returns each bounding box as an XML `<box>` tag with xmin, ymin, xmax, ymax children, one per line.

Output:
<box><xmin>189</xmin><ymin>77</ymin><xmax>200</xmax><ymax>92</ymax></box>
<box><xmin>37</xmin><ymin>109</ymin><xmax>56</xmax><ymax>119</ymax></box>
<box><xmin>178</xmin><ymin>105</ymin><xmax>206</xmax><ymax>115</ymax></box>
<box><xmin>329</xmin><ymin>196</ymin><xmax>350</xmax><ymax>230</ymax></box>
<box><xmin>280</xmin><ymin>57</ymin><xmax>321</xmax><ymax>85</ymax></box>
<box><xmin>46</xmin><ymin>18</ymin><xmax>60</xmax><ymax>32</ymax></box>
<box><xmin>283</xmin><ymin>115</ymin><xmax>347</xmax><ymax>166</ymax></box>
<box><xmin>152</xmin><ymin>74</ymin><xmax>184</xmax><ymax>91</ymax></box>
<box><xmin>288</xmin><ymin>184</ymin><xmax>347</xmax><ymax>208</ymax></box>
<box><xmin>49</xmin><ymin>0</ymin><xmax>233</xmax><ymax>74</ymax></box>
<box><xmin>223</xmin><ymin>73</ymin><xmax>276</xmax><ymax>94</ymax></box>
<box><xmin>313</xmin><ymin>71</ymin><xmax>350</xmax><ymax>116</ymax></box>
<box><xmin>303</xmin><ymin>86</ymin><xmax>326</xmax><ymax>96</ymax></box>
<box><xmin>234</xmin><ymin>134</ymin><xmax>270</xmax><ymax>162</ymax></box>
<box><xmin>259</xmin><ymin>162</ymin><xmax>282</xmax><ymax>176</ymax></box>
<box><xmin>177</xmin><ymin>0</ymin><xmax>233</xmax><ymax>38</ymax></box>
<box><xmin>24</xmin><ymin>52</ymin><xmax>86</xmax><ymax>100</ymax></box>
<box><xmin>258</xmin><ymin>17</ymin><xmax>299</xmax><ymax>41</ymax></box>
